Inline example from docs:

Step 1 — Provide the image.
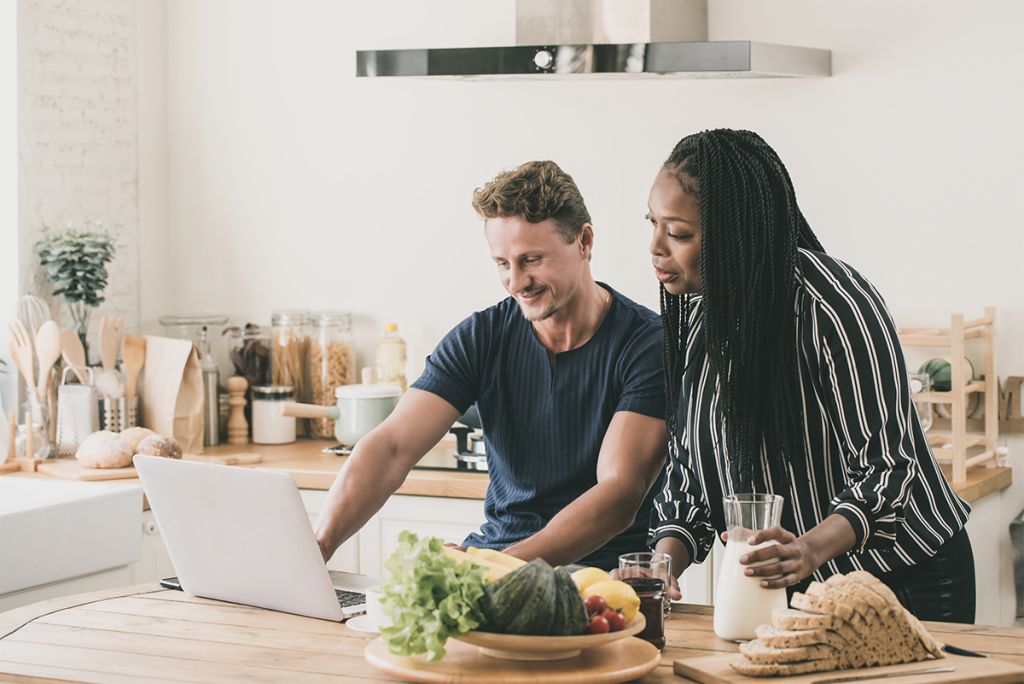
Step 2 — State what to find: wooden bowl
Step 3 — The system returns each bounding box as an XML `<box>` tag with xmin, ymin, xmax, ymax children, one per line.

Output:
<box><xmin>454</xmin><ymin>612</ymin><xmax>646</xmax><ymax>660</ymax></box>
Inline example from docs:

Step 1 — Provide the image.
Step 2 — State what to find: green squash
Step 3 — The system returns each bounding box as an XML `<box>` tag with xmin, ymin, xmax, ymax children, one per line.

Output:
<box><xmin>551</xmin><ymin>566</ymin><xmax>589</xmax><ymax>636</ymax></box>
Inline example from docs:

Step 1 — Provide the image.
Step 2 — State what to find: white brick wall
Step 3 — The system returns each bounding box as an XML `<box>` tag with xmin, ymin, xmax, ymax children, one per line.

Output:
<box><xmin>18</xmin><ymin>0</ymin><xmax>139</xmax><ymax>364</ymax></box>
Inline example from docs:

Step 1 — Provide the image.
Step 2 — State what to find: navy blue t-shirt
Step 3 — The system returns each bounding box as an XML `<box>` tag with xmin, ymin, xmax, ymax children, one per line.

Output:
<box><xmin>411</xmin><ymin>283</ymin><xmax>665</xmax><ymax>570</ymax></box>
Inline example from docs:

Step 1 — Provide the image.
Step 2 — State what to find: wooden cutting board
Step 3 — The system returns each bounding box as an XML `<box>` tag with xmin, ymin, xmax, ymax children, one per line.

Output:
<box><xmin>35</xmin><ymin>453</ymin><xmax>263</xmax><ymax>481</ymax></box>
<box><xmin>674</xmin><ymin>652</ymin><xmax>1024</xmax><ymax>684</ymax></box>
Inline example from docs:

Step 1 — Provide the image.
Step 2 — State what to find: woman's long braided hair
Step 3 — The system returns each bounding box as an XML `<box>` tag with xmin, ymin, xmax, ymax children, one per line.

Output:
<box><xmin>660</xmin><ymin>129</ymin><xmax>825</xmax><ymax>492</ymax></box>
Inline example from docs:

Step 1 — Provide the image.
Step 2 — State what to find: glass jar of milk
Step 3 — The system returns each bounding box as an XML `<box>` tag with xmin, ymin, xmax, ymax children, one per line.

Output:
<box><xmin>714</xmin><ymin>493</ymin><xmax>788</xmax><ymax>642</ymax></box>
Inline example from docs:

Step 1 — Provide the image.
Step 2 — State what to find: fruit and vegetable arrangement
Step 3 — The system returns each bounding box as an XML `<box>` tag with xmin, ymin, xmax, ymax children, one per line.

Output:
<box><xmin>377</xmin><ymin>532</ymin><xmax>640</xmax><ymax>661</ymax></box>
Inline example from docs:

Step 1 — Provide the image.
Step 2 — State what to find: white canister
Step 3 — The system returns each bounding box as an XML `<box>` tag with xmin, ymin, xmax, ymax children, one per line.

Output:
<box><xmin>251</xmin><ymin>385</ymin><xmax>297</xmax><ymax>444</ymax></box>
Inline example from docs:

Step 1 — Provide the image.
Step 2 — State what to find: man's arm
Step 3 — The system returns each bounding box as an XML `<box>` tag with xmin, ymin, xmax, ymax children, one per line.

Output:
<box><xmin>313</xmin><ymin>389</ymin><xmax>461</xmax><ymax>562</ymax></box>
<box><xmin>501</xmin><ymin>411</ymin><xmax>667</xmax><ymax>567</ymax></box>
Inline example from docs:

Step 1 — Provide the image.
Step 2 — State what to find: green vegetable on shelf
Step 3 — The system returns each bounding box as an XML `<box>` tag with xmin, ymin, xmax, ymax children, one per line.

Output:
<box><xmin>379</xmin><ymin>531</ymin><xmax>490</xmax><ymax>662</ymax></box>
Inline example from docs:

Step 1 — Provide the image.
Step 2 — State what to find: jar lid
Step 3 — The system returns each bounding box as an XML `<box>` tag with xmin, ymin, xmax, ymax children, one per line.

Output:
<box><xmin>335</xmin><ymin>384</ymin><xmax>402</xmax><ymax>399</ymax></box>
<box><xmin>251</xmin><ymin>385</ymin><xmax>296</xmax><ymax>398</ymax></box>
<box><xmin>310</xmin><ymin>311</ymin><xmax>353</xmax><ymax>330</ymax></box>
<box><xmin>271</xmin><ymin>310</ymin><xmax>308</xmax><ymax>326</ymax></box>
<box><xmin>159</xmin><ymin>314</ymin><xmax>229</xmax><ymax>326</ymax></box>
<box><xmin>621</xmin><ymin>577</ymin><xmax>665</xmax><ymax>594</ymax></box>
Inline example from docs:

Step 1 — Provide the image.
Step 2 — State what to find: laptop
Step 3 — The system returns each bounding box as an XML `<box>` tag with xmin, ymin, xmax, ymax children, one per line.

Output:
<box><xmin>133</xmin><ymin>454</ymin><xmax>383</xmax><ymax>621</ymax></box>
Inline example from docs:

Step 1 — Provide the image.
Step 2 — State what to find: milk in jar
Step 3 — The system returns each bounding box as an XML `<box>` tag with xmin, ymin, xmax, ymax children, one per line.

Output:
<box><xmin>713</xmin><ymin>539</ymin><xmax>788</xmax><ymax>641</ymax></box>
<box><xmin>713</xmin><ymin>493</ymin><xmax>787</xmax><ymax>642</ymax></box>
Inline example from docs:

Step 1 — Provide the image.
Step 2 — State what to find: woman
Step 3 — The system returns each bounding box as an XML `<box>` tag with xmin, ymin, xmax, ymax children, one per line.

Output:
<box><xmin>646</xmin><ymin>128</ymin><xmax>975</xmax><ymax>623</ymax></box>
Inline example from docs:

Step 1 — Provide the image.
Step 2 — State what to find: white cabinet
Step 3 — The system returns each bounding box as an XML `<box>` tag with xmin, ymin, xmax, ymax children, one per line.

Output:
<box><xmin>129</xmin><ymin>510</ymin><xmax>176</xmax><ymax>585</ymax></box>
<box><xmin>358</xmin><ymin>494</ymin><xmax>487</xmax><ymax>578</ymax></box>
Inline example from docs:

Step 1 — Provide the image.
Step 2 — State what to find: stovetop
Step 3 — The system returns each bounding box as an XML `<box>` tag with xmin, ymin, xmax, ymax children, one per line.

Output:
<box><xmin>321</xmin><ymin>444</ymin><xmax>487</xmax><ymax>472</ymax></box>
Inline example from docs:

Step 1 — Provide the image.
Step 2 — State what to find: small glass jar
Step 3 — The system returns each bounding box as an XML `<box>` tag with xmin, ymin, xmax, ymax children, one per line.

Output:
<box><xmin>308</xmin><ymin>312</ymin><xmax>356</xmax><ymax>439</ymax></box>
<box><xmin>251</xmin><ymin>385</ymin><xmax>297</xmax><ymax>444</ymax></box>
<box><xmin>271</xmin><ymin>311</ymin><xmax>310</xmax><ymax>435</ymax></box>
<box><xmin>16</xmin><ymin>422</ymin><xmax>50</xmax><ymax>460</ymax></box>
<box><xmin>225</xmin><ymin>324</ymin><xmax>272</xmax><ymax>436</ymax></box>
<box><xmin>623</xmin><ymin>577</ymin><xmax>666</xmax><ymax>650</ymax></box>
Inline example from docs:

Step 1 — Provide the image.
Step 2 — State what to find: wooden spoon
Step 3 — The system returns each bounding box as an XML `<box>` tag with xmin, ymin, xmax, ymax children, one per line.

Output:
<box><xmin>61</xmin><ymin>328</ymin><xmax>90</xmax><ymax>384</ymax></box>
<box><xmin>34</xmin><ymin>320</ymin><xmax>62</xmax><ymax>403</ymax></box>
<box><xmin>99</xmin><ymin>315</ymin><xmax>124</xmax><ymax>372</ymax></box>
<box><xmin>122</xmin><ymin>334</ymin><xmax>146</xmax><ymax>398</ymax></box>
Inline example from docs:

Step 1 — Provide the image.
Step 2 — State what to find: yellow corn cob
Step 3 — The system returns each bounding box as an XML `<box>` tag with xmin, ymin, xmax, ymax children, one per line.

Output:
<box><xmin>444</xmin><ymin>546</ymin><xmax>512</xmax><ymax>582</ymax></box>
<box><xmin>467</xmin><ymin>546</ymin><xmax>528</xmax><ymax>570</ymax></box>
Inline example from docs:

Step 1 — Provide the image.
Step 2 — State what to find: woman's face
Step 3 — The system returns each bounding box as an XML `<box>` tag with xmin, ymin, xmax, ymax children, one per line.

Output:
<box><xmin>648</xmin><ymin>169</ymin><xmax>702</xmax><ymax>296</ymax></box>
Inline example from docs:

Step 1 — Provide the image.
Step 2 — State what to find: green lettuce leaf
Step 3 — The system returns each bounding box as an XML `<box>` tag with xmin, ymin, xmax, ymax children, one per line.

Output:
<box><xmin>378</xmin><ymin>531</ymin><xmax>489</xmax><ymax>662</ymax></box>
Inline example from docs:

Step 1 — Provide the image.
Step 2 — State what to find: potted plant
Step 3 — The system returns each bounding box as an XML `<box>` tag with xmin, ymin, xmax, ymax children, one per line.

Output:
<box><xmin>36</xmin><ymin>219</ymin><xmax>117</xmax><ymax>359</ymax></box>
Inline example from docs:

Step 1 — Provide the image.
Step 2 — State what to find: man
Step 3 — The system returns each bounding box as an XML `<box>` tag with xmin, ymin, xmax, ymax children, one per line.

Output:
<box><xmin>314</xmin><ymin>160</ymin><xmax>667</xmax><ymax>570</ymax></box>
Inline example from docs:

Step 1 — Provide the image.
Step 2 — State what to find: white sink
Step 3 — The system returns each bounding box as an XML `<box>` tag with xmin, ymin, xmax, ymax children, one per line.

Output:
<box><xmin>0</xmin><ymin>477</ymin><xmax>143</xmax><ymax>595</ymax></box>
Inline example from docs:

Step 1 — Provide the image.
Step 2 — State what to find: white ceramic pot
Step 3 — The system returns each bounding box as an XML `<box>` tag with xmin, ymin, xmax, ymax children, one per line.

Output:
<box><xmin>280</xmin><ymin>384</ymin><xmax>402</xmax><ymax>446</ymax></box>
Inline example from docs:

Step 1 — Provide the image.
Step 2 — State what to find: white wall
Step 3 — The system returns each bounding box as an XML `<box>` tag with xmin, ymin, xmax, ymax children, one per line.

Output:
<box><xmin>140</xmin><ymin>0</ymin><xmax>1024</xmax><ymax>626</ymax></box>
<box><xmin>1</xmin><ymin>0</ymin><xmax>19</xmax><ymax>430</ymax></box>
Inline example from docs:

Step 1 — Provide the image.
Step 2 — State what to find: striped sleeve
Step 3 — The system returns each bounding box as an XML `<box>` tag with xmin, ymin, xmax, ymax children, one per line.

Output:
<box><xmin>799</xmin><ymin>253</ymin><xmax>918</xmax><ymax>554</ymax></box>
<box><xmin>649</xmin><ymin>434</ymin><xmax>717</xmax><ymax>564</ymax></box>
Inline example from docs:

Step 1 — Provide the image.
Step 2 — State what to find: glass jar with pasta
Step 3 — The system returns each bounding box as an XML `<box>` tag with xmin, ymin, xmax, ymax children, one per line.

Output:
<box><xmin>308</xmin><ymin>311</ymin><xmax>356</xmax><ymax>438</ymax></box>
<box><xmin>271</xmin><ymin>310</ymin><xmax>310</xmax><ymax>435</ymax></box>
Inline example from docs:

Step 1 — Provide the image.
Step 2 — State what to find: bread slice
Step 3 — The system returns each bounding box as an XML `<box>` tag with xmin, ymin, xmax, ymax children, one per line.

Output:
<box><xmin>848</xmin><ymin>570</ymin><xmax>942</xmax><ymax>658</ymax></box>
<box><xmin>755</xmin><ymin>623</ymin><xmax>866</xmax><ymax>668</ymax></box>
<box><xmin>771</xmin><ymin>608</ymin><xmax>843</xmax><ymax>632</ymax></box>
<box><xmin>730</xmin><ymin>655</ymin><xmax>839</xmax><ymax>677</ymax></box>
<box><xmin>740</xmin><ymin>639</ymin><xmax>837</xmax><ymax>664</ymax></box>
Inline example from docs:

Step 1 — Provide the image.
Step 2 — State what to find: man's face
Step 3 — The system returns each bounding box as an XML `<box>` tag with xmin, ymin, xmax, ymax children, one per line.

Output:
<box><xmin>485</xmin><ymin>216</ymin><xmax>589</xmax><ymax>322</ymax></box>
<box><xmin>647</xmin><ymin>169</ymin><xmax>702</xmax><ymax>296</ymax></box>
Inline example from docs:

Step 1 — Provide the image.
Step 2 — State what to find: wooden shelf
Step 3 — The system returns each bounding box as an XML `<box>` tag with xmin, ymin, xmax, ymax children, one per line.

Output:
<box><xmin>898</xmin><ymin>306</ymin><xmax>1000</xmax><ymax>484</ymax></box>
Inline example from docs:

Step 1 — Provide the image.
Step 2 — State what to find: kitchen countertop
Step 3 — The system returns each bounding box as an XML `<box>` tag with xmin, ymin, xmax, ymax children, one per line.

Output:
<box><xmin>0</xmin><ymin>584</ymin><xmax>1019</xmax><ymax>683</ymax></box>
<box><xmin>1</xmin><ymin>437</ymin><xmax>1010</xmax><ymax>504</ymax></box>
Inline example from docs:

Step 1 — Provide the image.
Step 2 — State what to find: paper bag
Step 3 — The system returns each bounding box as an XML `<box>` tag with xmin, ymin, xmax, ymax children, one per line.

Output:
<box><xmin>141</xmin><ymin>335</ymin><xmax>205</xmax><ymax>453</ymax></box>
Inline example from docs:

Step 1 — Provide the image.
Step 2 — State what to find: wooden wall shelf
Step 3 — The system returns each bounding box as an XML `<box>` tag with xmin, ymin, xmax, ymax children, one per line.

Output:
<box><xmin>898</xmin><ymin>306</ymin><xmax>999</xmax><ymax>484</ymax></box>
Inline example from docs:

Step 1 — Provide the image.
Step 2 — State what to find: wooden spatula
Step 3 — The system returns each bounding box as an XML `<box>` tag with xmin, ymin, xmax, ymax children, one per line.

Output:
<box><xmin>122</xmin><ymin>334</ymin><xmax>146</xmax><ymax>398</ymax></box>
<box><xmin>61</xmin><ymin>328</ymin><xmax>90</xmax><ymax>385</ymax></box>
<box><xmin>99</xmin><ymin>315</ymin><xmax>124</xmax><ymax>372</ymax></box>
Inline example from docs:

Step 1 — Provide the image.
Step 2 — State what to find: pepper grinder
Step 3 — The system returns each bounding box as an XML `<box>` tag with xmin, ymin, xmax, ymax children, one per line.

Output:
<box><xmin>227</xmin><ymin>376</ymin><xmax>249</xmax><ymax>445</ymax></box>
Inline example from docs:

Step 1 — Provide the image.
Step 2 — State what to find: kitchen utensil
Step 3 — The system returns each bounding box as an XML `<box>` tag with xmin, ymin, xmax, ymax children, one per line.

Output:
<box><xmin>99</xmin><ymin>315</ymin><xmax>124</xmax><ymax>373</ymax></box>
<box><xmin>122</xmin><ymin>334</ymin><xmax>146</xmax><ymax>397</ymax></box>
<box><xmin>226</xmin><ymin>376</ymin><xmax>249</xmax><ymax>444</ymax></box>
<box><xmin>15</xmin><ymin>294</ymin><xmax>51</xmax><ymax>347</ymax></box>
<box><xmin>281</xmin><ymin>383</ymin><xmax>401</xmax><ymax>447</ymax></box>
<box><xmin>9</xmin><ymin>321</ymin><xmax>42</xmax><ymax>416</ymax></box>
<box><xmin>55</xmin><ymin>366</ymin><xmax>99</xmax><ymax>459</ymax></box>
<box><xmin>98</xmin><ymin>396</ymin><xmax>138</xmax><ymax>433</ymax></box>
<box><xmin>34</xmin><ymin>320</ymin><xmax>62</xmax><ymax>403</ymax></box>
<box><xmin>61</xmin><ymin>328</ymin><xmax>90</xmax><ymax>384</ymax></box>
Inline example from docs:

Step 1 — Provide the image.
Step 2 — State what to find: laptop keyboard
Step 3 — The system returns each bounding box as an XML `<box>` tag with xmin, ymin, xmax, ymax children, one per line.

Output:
<box><xmin>335</xmin><ymin>589</ymin><xmax>365</xmax><ymax>608</ymax></box>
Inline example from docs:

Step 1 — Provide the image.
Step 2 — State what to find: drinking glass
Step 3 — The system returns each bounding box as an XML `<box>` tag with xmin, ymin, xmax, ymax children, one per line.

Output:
<box><xmin>714</xmin><ymin>493</ymin><xmax>787</xmax><ymax>641</ymax></box>
<box><xmin>619</xmin><ymin>551</ymin><xmax>673</xmax><ymax>620</ymax></box>
<box><xmin>909</xmin><ymin>372</ymin><xmax>933</xmax><ymax>433</ymax></box>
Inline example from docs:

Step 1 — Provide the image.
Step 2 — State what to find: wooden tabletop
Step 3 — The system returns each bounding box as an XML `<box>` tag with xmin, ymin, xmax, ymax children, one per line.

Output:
<box><xmin>0</xmin><ymin>584</ymin><xmax>1020</xmax><ymax>684</ymax></box>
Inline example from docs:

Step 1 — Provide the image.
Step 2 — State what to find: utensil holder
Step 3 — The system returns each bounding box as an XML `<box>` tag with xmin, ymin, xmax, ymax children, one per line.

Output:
<box><xmin>56</xmin><ymin>367</ymin><xmax>99</xmax><ymax>459</ymax></box>
<box><xmin>99</xmin><ymin>396</ymin><xmax>138</xmax><ymax>433</ymax></box>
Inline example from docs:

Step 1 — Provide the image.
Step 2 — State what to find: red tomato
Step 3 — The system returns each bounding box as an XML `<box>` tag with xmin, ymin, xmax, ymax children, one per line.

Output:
<box><xmin>602</xmin><ymin>609</ymin><xmax>626</xmax><ymax>632</ymax></box>
<box><xmin>585</xmin><ymin>614</ymin><xmax>610</xmax><ymax>634</ymax></box>
<box><xmin>584</xmin><ymin>595</ymin><xmax>608</xmax><ymax>615</ymax></box>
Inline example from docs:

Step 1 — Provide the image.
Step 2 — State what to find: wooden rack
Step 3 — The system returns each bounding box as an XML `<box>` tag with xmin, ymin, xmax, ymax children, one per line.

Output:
<box><xmin>897</xmin><ymin>306</ymin><xmax>998</xmax><ymax>483</ymax></box>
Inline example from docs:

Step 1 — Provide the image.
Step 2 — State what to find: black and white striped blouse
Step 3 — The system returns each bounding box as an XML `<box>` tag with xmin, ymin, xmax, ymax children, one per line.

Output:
<box><xmin>649</xmin><ymin>249</ymin><xmax>971</xmax><ymax>581</ymax></box>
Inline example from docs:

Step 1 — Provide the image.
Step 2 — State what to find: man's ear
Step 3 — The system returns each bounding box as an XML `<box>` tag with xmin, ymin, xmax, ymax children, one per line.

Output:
<box><xmin>579</xmin><ymin>223</ymin><xmax>594</xmax><ymax>258</ymax></box>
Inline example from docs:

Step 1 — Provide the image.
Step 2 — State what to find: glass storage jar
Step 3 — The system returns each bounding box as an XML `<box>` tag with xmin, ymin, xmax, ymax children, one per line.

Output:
<box><xmin>308</xmin><ymin>312</ymin><xmax>355</xmax><ymax>439</ymax></box>
<box><xmin>225</xmin><ymin>324</ymin><xmax>272</xmax><ymax>436</ymax></box>
<box><xmin>271</xmin><ymin>310</ymin><xmax>310</xmax><ymax>435</ymax></box>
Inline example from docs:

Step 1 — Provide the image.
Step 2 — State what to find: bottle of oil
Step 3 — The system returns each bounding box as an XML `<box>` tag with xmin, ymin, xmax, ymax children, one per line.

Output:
<box><xmin>374</xmin><ymin>323</ymin><xmax>407</xmax><ymax>393</ymax></box>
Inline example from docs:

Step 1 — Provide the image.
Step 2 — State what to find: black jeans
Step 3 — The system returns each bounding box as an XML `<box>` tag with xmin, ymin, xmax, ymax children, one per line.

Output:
<box><xmin>876</xmin><ymin>527</ymin><xmax>976</xmax><ymax>624</ymax></box>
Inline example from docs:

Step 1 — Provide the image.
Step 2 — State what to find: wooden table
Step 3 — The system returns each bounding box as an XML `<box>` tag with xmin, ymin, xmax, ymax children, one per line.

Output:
<box><xmin>0</xmin><ymin>584</ymin><xmax>1020</xmax><ymax>683</ymax></box>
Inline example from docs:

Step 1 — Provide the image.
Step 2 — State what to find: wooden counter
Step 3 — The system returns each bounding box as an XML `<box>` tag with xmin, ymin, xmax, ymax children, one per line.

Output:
<box><xmin>2</xmin><ymin>437</ymin><xmax>1009</xmax><ymax>504</ymax></box>
<box><xmin>0</xmin><ymin>584</ymin><xmax>1020</xmax><ymax>684</ymax></box>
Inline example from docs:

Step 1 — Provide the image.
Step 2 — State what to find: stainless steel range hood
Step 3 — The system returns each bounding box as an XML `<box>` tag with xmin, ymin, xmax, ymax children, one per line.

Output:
<box><xmin>356</xmin><ymin>0</ymin><xmax>830</xmax><ymax>80</ymax></box>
